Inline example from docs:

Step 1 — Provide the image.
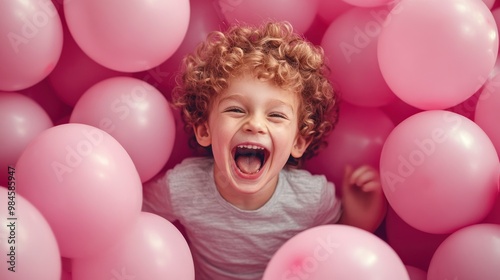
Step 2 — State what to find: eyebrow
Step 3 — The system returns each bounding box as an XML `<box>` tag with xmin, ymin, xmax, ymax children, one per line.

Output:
<box><xmin>218</xmin><ymin>94</ymin><xmax>295</xmax><ymax>113</ymax></box>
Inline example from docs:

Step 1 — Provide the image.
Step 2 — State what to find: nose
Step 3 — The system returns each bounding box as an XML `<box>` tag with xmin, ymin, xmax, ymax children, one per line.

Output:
<box><xmin>243</xmin><ymin>114</ymin><xmax>266</xmax><ymax>134</ymax></box>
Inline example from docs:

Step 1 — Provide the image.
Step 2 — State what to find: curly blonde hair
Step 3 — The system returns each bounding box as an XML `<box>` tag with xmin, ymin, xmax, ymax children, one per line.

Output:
<box><xmin>172</xmin><ymin>21</ymin><xmax>339</xmax><ymax>167</ymax></box>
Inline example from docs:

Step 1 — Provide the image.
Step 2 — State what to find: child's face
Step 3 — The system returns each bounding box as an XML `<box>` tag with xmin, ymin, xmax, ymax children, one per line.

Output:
<box><xmin>194</xmin><ymin>74</ymin><xmax>310</xmax><ymax>198</ymax></box>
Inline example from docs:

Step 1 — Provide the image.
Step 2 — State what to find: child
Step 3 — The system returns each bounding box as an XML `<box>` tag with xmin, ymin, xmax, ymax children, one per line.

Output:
<box><xmin>143</xmin><ymin>21</ymin><xmax>387</xmax><ymax>280</ymax></box>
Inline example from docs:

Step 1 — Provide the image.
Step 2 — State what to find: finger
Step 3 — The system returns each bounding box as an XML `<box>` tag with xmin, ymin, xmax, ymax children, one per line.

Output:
<box><xmin>351</xmin><ymin>167</ymin><xmax>381</xmax><ymax>192</ymax></box>
<box><xmin>359</xmin><ymin>180</ymin><xmax>382</xmax><ymax>192</ymax></box>
<box><xmin>343</xmin><ymin>164</ymin><xmax>354</xmax><ymax>181</ymax></box>
<box><xmin>349</xmin><ymin>165</ymin><xmax>377</xmax><ymax>185</ymax></box>
<box><xmin>354</xmin><ymin>172</ymin><xmax>376</xmax><ymax>188</ymax></box>
<box><xmin>342</xmin><ymin>164</ymin><xmax>354</xmax><ymax>190</ymax></box>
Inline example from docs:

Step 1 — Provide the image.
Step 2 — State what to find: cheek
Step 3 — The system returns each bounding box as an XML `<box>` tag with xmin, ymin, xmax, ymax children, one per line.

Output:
<box><xmin>272</xmin><ymin>126</ymin><xmax>298</xmax><ymax>150</ymax></box>
<box><xmin>210</xmin><ymin>124</ymin><xmax>234</xmax><ymax>150</ymax></box>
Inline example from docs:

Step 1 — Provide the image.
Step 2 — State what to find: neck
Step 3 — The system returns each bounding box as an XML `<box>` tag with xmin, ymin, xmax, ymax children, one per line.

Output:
<box><xmin>218</xmin><ymin>191</ymin><xmax>271</xmax><ymax>211</ymax></box>
<box><xmin>214</xmin><ymin>170</ymin><xmax>278</xmax><ymax>211</ymax></box>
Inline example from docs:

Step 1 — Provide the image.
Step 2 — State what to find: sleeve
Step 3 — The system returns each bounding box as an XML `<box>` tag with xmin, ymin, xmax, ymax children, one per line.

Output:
<box><xmin>312</xmin><ymin>180</ymin><xmax>342</xmax><ymax>226</ymax></box>
<box><xmin>142</xmin><ymin>170</ymin><xmax>177</xmax><ymax>222</ymax></box>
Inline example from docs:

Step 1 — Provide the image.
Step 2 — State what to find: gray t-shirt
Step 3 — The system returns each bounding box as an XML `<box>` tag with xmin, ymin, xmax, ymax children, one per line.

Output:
<box><xmin>143</xmin><ymin>157</ymin><xmax>342</xmax><ymax>280</ymax></box>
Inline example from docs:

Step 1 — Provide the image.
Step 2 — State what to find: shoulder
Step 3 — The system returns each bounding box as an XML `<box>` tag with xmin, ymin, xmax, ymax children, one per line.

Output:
<box><xmin>277</xmin><ymin>168</ymin><xmax>340</xmax><ymax>225</ymax></box>
<box><xmin>168</xmin><ymin>157</ymin><xmax>213</xmax><ymax>178</ymax></box>
<box><xmin>166</xmin><ymin>157</ymin><xmax>214</xmax><ymax>192</ymax></box>
<box><xmin>278</xmin><ymin>167</ymin><xmax>336</xmax><ymax>205</ymax></box>
<box><xmin>280</xmin><ymin>167</ymin><xmax>330</xmax><ymax>192</ymax></box>
<box><xmin>171</xmin><ymin>156</ymin><xmax>213</xmax><ymax>171</ymax></box>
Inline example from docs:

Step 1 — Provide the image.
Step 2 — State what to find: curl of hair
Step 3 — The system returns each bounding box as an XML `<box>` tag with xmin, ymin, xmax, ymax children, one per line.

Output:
<box><xmin>172</xmin><ymin>21</ymin><xmax>339</xmax><ymax>167</ymax></box>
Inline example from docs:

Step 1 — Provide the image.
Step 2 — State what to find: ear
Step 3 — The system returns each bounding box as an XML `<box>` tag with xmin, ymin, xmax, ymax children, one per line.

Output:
<box><xmin>194</xmin><ymin>122</ymin><xmax>211</xmax><ymax>147</ymax></box>
<box><xmin>291</xmin><ymin>135</ymin><xmax>311</xmax><ymax>158</ymax></box>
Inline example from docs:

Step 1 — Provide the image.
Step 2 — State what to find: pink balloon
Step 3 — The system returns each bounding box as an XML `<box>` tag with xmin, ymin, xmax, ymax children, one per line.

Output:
<box><xmin>0</xmin><ymin>0</ymin><xmax>63</xmax><ymax>91</ymax></box>
<box><xmin>385</xmin><ymin>207</ymin><xmax>448</xmax><ymax>271</ymax></box>
<box><xmin>19</xmin><ymin>79</ymin><xmax>72</xmax><ymax>123</ymax></box>
<box><xmin>305</xmin><ymin>103</ymin><xmax>394</xmax><ymax>190</ymax></box>
<box><xmin>317</xmin><ymin>0</ymin><xmax>353</xmax><ymax>24</ymax></box>
<box><xmin>448</xmin><ymin>53</ymin><xmax>500</xmax><ymax>119</ymax></box>
<box><xmin>48</xmin><ymin>19</ymin><xmax>127</xmax><ymax>107</ymax></box>
<box><xmin>381</xmin><ymin>97</ymin><xmax>422</xmax><ymax>125</ymax></box>
<box><xmin>0</xmin><ymin>92</ymin><xmax>53</xmax><ymax>187</ymax></box>
<box><xmin>483</xmin><ymin>193</ymin><xmax>500</xmax><ymax>224</ymax></box>
<box><xmin>139</xmin><ymin>0</ymin><xmax>224</xmax><ymax>95</ymax></box>
<box><xmin>427</xmin><ymin>224</ymin><xmax>500</xmax><ymax>280</ymax></box>
<box><xmin>72</xmin><ymin>212</ymin><xmax>194</xmax><ymax>280</ymax></box>
<box><xmin>70</xmin><ymin>77</ymin><xmax>176</xmax><ymax>182</ymax></box>
<box><xmin>64</xmin><ymin>0</ymin><xmax>190</xmax><ymax>72</ymax></box>
<box><xmin>263</xmin><ymin>225</ymin><xmax>409</xmax><ymax>280</ymax></box>
<box><xmin>380</xmin><ymin>110</ymin><xmax>499</xmax><ymax>234</ymax></box>
<box><xmin>163</xmin><ymin>108</ymin><xmax>198</xmax><ymax>170</ymax></box>
<box><xmin>15</xmin><ymin>124</ymin><xmax>143</xmax><ymax>258</ymax></box>
<box><xmin>405</xmin><ymin>265</ymin><xmax>427</xmax><ymax>280</ymax></box>
<box><xmin>378</xmin><ymin>0</ymin><xmax>498</xmax><ymax>110</ymax></box>
<box><xmin>475</xmin><ymin>73</ymin><xmax>500</xmax><ymax>157</ymax></box>
<box><xmin>303</xmin><ymin>16</ymin><xmax>329</xmax><ymax>46</ymax></box>
<box><xmin>447</xmin><ymin>90</ymin><xmax>482</xmax><ymax>120</ymax></box>
<box><xmin>0</xmin><ymin>188</ymin><xmax>61</xmax><ymax>280</ymax></box>
<box><xmin>217</xmin><ymin>0</ymin><xmax>318</xmax><ymax>34</ymax></box>
<box><xmin>61</xmin><ymin>271</ymin><xmax>72</xmax><ymax>280</ymax></box>
<box><xmin>484</xmin><ymin>0</ymin><xmax>497</xmax><ymax>9</ymax></box>
<box><xmin>321</xmin><ymin>7</ymin><xmax>397</xmax><ymax>107</ymax></box>
<box><xmin>61</xmin><ymin>257</ymin><xmax>72</xmax><ymax>275</ymax></box>
<box><xmin>343</xmin><ymin>0</ymin><xmax>394</xmax><ymax>8</ymax></box>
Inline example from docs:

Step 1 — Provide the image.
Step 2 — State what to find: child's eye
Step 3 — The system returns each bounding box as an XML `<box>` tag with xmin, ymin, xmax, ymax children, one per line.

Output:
<box><xmin>269</xmin><ymin>112</ymin><xmax>288</xmax><ymax>119</ymax></box>
<box><xmin>224</xmin><ymin>107</ymin><xmax>245</xmax><ymax>114</ymax></box>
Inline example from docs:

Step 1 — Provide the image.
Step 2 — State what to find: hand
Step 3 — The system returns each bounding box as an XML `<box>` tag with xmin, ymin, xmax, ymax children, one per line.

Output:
<box><xmin>339</xmin><ymin>164</ymin><xmax>386</xmax><ymax>232</ymax></box>
<box><xmin>343</xmin><ymin>164</ymin><xmax>382</xmax><ymax>193</ymax></box>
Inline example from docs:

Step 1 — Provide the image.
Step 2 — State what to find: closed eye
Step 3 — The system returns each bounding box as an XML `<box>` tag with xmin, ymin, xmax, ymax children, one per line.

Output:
<box><xmin>269</xmin><ymin>112</ymin><xmax>288</xmax><ymax>119</ymax></box>
<box><xmin>223</xmin><ymin>107</ymin><xmax>245</xmax><ymax>114</ymax></box>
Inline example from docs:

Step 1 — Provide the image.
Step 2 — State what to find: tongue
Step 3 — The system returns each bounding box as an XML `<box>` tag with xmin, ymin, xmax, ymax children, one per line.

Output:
<box><xmin>236</xmin><ymin>155</ymin><xmax>262</xmax><ymax>174</ymax></box>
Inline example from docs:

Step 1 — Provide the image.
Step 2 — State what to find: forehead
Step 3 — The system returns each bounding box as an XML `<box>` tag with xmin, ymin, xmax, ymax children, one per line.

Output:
<box><xmin>218</xmin><ymin>74</ymin><xmax>300</xmax><ymax>106</ymax></box>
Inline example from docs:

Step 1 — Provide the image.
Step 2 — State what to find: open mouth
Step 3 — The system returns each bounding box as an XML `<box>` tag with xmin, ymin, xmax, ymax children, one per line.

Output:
<box><xmin>233</xmin><ymin>144</ymin><xmax>269</xmax><ymax>175</ymax></box>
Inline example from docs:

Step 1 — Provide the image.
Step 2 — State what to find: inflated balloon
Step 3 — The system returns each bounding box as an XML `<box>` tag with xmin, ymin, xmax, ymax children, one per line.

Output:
<box><xmin>484</xmin><ymin>0</ymin><xmax>497</xmax><ymax>9</ymax></box>
<box><xmin>378</xmin><ymin>0</ymin><xmax>498</xmax><ymax>110</ymax></box>
<box><xmin>317</xmin><ymin>0</ymin><xmax>352</xmax><ymax>25</ymax></box>
<box><xmin>405</xmin><ymin>265</ymin><xmax>427</xmax><ymax>280</ymax></box>
<box><xmin>0</xmin><ymin>92</ymin><xmax>53</xmax><ymax>187</ymax></box>
<box><xmin>72</xmin><ymin>212</ymin><xmax>194</xmax><ymax>280</ymax></box>
<box><xmin>385</xmin><ymin>207</ymin><xmax>448</xmax><ymax>271</ymax></box>
<box><xmin>305</xmin><ymin>103</ymin><xmax>394</xmax><ymax>191</ymax></box>
<box><xmin>447</xmin><ymin>90</ymin><xmax>482</xmax><ymax>120</ymax></box>
<box><xmin>427</xmin><ymin>224</ymin><xmax>500</xmax><ymax>280</ymax></box>
<box><xmin>381</xmin><ymin>97</ymin><xmax>422</xmax><ymax>125</ymax></box>
<box><xmin>0</xmin><ymin>188</ymin><xmax>61</xmax><ymax>280</ymax></box>
<box><xmin>321</xmin><ymin>6</ymin><xmax>397</xmax><ymax>107</ymax></box>
<box><xmin>217</xmin><ymin>0</ymin><xmax>318</xmax><ymax>34</ymax></box>
<box><xmin>48</xmin><ymin>21</ymin><xmax>127</xmax><ymax>107</ymax></box>
<box><xmin>64</xmin><ymin>0</ymin><xmax>190</xmax><ymax>72</ymax></box>
<box><xmin>263</xmin><ymin>225</ymin><xmax>409</xmax><ymax>280</ymax></box>
<box><xmin>61</xmin><ymin>271</ymin><xmax>71</xmax><ymax>280</ymax></box>
<box><xmin>61</xmin><ymin>257</ymin><xmax>72</xmax><ymax>275</ymax></box>
<box><xmin>493</xmin><ymin>7</ymin><xmax>500</xmax><ymax>41</ymax></box>
<box><xmin>16</xmin><ymin>124</ymin><xmax>143</xmax><ymax>258</ymax></box>
<box><xmin>70</xmin><ymin>77</ymin><xmax>176</xmax><ymax>183</ymax></box>
<box><xmin>380</xmin><ymin>110</ymin><xmax>499</xmax><ymax>234</ymax></box>
<box><xmin>475</xmin><ymin>73</ymin><xmax>500</xmax><ymax>157</ymax></box>
<box><xmin>303</xmin><ymin>16</ymin><xmax>329</xmax><ymax>46</ymax></box>
<box><xmin>482</xmin><ymin>194</ymin><xmax>500</xmax><ymax>224</ymax></box>
<box><xmin>0</xmin><ymin>0</ymin><xmax>63</xmax><ymax>91</ymax></box>
<box><xmin>342</xmin><ymin>0</ymin><xmax>394</xmax><ymax>8</ymax></box>
<box><xmin>164</xmin><ymin>108</ymin><xmax>198</xmax><ymax>170</ymax></box>
<box><xmin>19</xmin><ymin>79</ymin><xmax>72</xmax><ymax>122</ymax></box>
<box><xmin>144</xmin><ymin>0</ymin><xmax>224</xmax><ymax>96</ymax></box>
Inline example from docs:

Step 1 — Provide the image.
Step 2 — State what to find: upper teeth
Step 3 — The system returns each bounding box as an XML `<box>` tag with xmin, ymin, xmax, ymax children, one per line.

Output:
<box><xmin>237</xmin><ymin>144</ymin><xmax>264</xmax><ymax>150</ymax></box>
